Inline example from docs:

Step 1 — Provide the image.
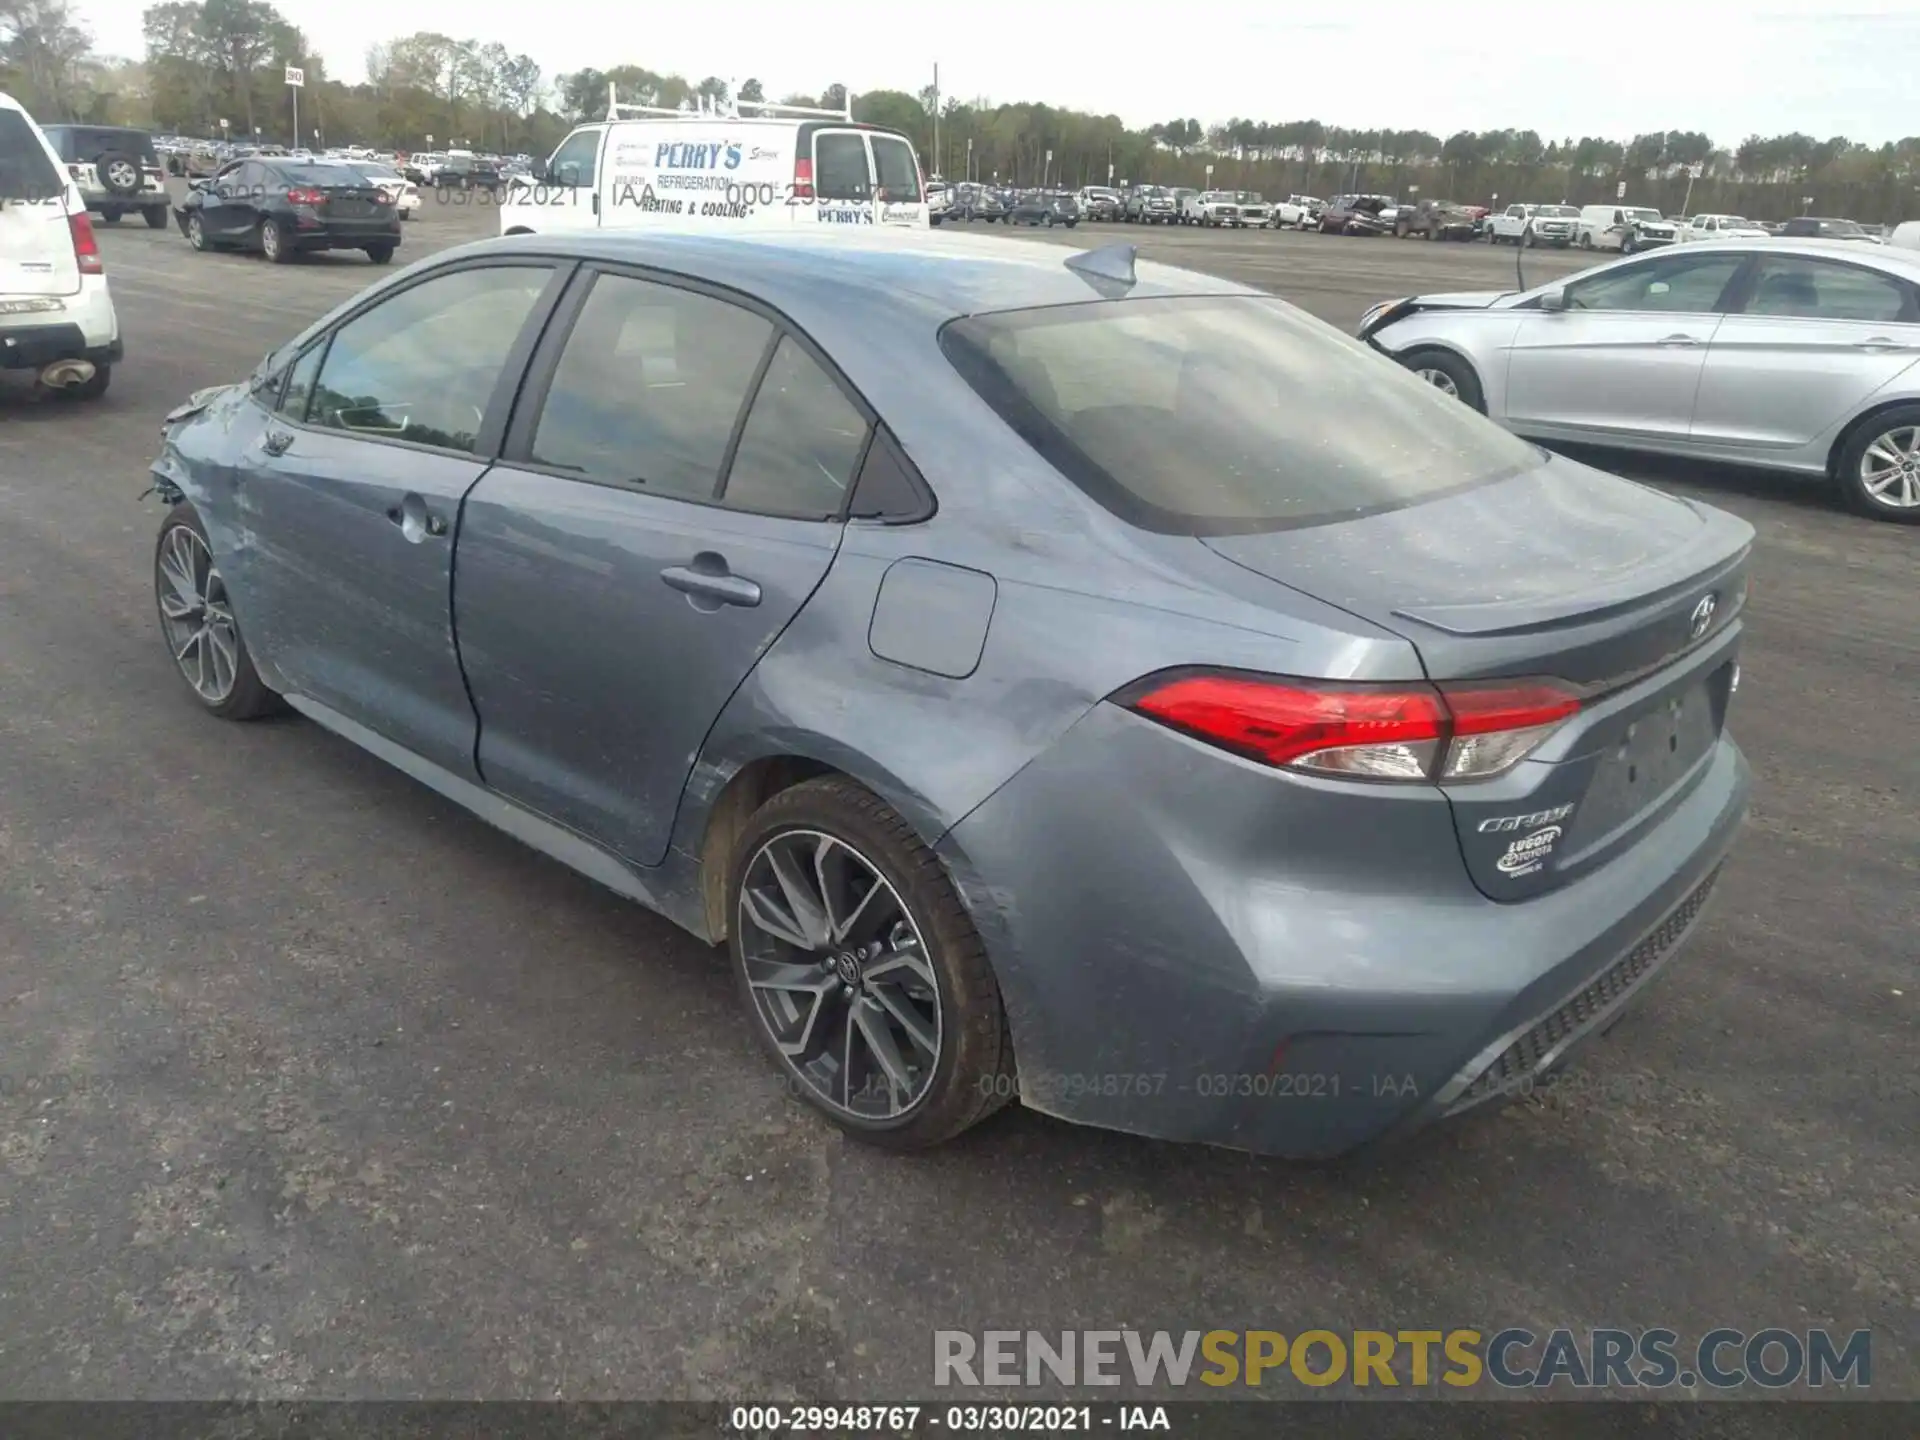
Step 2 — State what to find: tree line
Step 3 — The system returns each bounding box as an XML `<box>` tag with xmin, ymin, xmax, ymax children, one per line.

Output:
<box><xmin>4</xmin><ymin>0</ymin><xmax>1918</xmax><ymax>222</ymax></box>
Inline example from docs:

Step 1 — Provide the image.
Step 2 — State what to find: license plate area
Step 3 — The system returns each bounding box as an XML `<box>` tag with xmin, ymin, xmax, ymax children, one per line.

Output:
<box><xmin>1566</xmin><ymin>676</ymin><xmax>1720</xmax><ymax>848</ymax></box>
<box><xmin>330</xmin><ymin>199</ymin><xmax>373</xmax><ymax>218</ymax></box>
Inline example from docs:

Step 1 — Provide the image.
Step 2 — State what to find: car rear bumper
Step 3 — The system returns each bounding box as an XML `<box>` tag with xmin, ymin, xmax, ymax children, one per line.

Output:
<box><xmin>0</xmin><ymin>321</ymin><xmax>123</xmax><ymax>369</ymax></box>
<box><xmin>937</xmin><ymin>703</ymin><xmax>1749</xmax><ymax>1158</ymax></box>
<box><xmin>289</xmin><ymin>220</ymin><xmax>402</xmax><ymax>249</ymax></box>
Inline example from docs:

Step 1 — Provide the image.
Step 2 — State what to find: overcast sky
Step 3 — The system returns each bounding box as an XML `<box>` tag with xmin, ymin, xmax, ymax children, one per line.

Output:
<box><xmin>81</xmin><ymin>0</ymin><xmax>1920</xmax><ymax>145</ymax></box>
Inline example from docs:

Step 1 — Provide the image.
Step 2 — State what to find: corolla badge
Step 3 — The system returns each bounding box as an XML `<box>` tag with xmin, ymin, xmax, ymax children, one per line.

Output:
<box><xmin>1689</xmin><ymin>593</ymin><xmax>1717</xmax><ymax>640</ymax></box>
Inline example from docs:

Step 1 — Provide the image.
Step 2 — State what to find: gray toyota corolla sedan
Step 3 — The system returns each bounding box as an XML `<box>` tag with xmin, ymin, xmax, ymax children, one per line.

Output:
<box><xmin>147</xmin><ymin>228</ymin><xmax>1752</xmax><ymax>1157</ymax></box>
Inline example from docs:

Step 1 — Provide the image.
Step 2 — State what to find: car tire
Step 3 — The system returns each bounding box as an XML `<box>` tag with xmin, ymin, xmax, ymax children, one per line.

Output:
<box><xmin>186</xmin><ymin>213</ymin><xmax>210</xmax><ymax>250</ymax></box>
<box><xmin>144</xmin><ymin>205</ymin><xmax>169</xmax><ymax>229</ymax></box>
<box><xmin>259</xmin><ymin>218</ymin><xmax>292</xmax><ymax>263</ymax></box>
<box><xmin>1399</xmin><ymin>348</ymin><xmax>1486</xmax><ymax>413</ymax></box>
<box><xmin>154</xmin><ymin>504</ymin><xmax>285</xmax><ymax>720</ymax></box>
<box><xmin>98</xmin><ymin>210</ymin><xmax>122</xmax><ymax>224</ymax></box>
<box><xmin>1579</xmin><ymin>233</ymin><xmax>1593</xmax><ymax>250</ymax></box>
<box><xmin>1835</xmin><ymin>405</ymin><xmax>1920</xmax><ymax>523</ymax></box>
<box><xmin>95</xmin><ymin>150</ymin><xmax>143</xmax><ymax>198</ymax></box>
<box><xmin>727</xmin><ymin>775</ymin><xmax>1017</xmax><ymax>1151</ymax></box>
<box><xmin>49</xmin><ymin>364</ymin><xmax>110</xmax><ymax>401</ymax></box>
<box><xmin>365</xmin><ymin>243</ymin><xmax>396</xmax><ymax>264</ymax></box>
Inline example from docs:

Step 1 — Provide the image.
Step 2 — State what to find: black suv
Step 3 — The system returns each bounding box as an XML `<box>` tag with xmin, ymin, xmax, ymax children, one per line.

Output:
<box><xmin>38</xmin><ymin>124</ymin><xmax>171</xmax><ymax>227</ymax></box>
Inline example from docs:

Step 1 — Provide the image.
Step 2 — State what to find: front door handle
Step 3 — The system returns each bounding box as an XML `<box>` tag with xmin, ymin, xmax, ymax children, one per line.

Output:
<box><xmin>661</xmin><ymin>558</ymin><xmax>762</xmax><ymax>608</ymax></box>
<box><xmin>384</xmin><ymin>494</ymin><xmax>447</xmax><ymax>542</ymax></box>
<box><xmin>261</xmin><ymin>427</ymin><xmax>293</xmax><ymax>456</ymax></box>
<box><xmin>1656</xmin><ymin>334</ymin><xmax>1702</xmax><ymax>347</ymax></box>
<box><xmin>1855</xmin><ymin>338</ymin><xmax>1912</xmax><ymax>351</ymax></box>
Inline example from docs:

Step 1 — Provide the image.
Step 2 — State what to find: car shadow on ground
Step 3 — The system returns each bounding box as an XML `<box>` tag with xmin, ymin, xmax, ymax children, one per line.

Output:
<box><xmin>1544</xmin><ymin>442</ymin><xmax>1843</xmax><ymax>519</ymax></box>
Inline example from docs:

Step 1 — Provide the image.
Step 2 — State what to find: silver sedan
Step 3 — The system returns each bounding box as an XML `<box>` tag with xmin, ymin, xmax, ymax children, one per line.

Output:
<box><xmin>1361</xmin><ymin>238</ymin><xmax>1920</xmax><ymax>523</ymax></box>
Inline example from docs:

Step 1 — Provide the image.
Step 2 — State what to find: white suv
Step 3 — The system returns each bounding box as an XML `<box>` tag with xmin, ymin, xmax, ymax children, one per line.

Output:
<box><xmin>1</xmin><ymin>92</ymin><xmax>121</xmax><ymax>399</ymax></box>
<box><xmin>37</xmin><ymin>122</ymin><xmax>172</xmax><ymax>229</ymax></box>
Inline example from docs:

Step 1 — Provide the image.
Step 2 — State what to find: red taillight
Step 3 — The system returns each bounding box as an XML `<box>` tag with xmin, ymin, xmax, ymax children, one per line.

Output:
<box><xmin>68</xmin><ymin>212</ymin><xmax>103</xmax><ymax>275</ymax></box>
<box><xmin>285</xmin><ymin>187</ymin><xmax>326</xmax><ymax>206</ymax></box>
<box><xmin>792</xmin><ymin>156</ymin><xmax>814</xmax><ymax>199</ymax></box>
<box><xmin>1121</xmin><ymin>672</ymin><xmax>1581</xmax><ymax>782</ymax></box>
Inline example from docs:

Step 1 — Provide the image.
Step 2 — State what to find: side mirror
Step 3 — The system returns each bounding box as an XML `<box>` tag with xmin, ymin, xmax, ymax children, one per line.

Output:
<box><xmin>188</xmin><ymin>178</ymin><xmax>210</xmax><ymax>192</ymax></box>
<box><xmin>530</xmin><ymin>158</ymin><xmax>548</xmax><ymax>181</ymax></box>
<box><xmin>1538</xmin><ymin>288</ymin><xmax>1568</xmax><ymax>312</ymax></box>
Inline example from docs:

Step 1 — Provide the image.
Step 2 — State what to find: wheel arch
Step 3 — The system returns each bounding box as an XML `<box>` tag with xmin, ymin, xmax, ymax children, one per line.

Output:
<box><xmin>1826</xmin><ymin>396</ymin><xmax>1920</xmax><ymax>480</ymax></box>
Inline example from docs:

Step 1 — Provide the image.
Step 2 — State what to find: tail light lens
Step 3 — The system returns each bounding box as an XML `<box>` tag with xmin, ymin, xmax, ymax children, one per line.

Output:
<box><xmin>1120</xmin><ymin>671</ymin><xmax>1580</xmax><ymax>783</ymax></box>
<box><xmin>792</xmin><ymin>156</ymin><xmax>814</xmax><ymax>199</ymax></box>
<box><xmin>68</xmin><ymin>212</ymin><xmax>103</xmax><ymax>275</ymax></box>
<box><xmin>285</xmin><ymin>187</ymin><xmax>326</xmax><ymax>206</ymax></box>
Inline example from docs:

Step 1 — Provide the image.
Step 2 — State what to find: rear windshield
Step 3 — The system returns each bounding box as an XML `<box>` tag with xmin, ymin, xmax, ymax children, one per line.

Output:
<box><xmin>41</xmin><ymin>126</ymin><xmax>160</xmax><ymax>164</ymax></box>
<box><xmin>272</xmin><ymin>162</ymin><xmax>367</xmax><ymax>186</ymax></box>
<box><xmin>939</xmin><ymin>295</ymin><xmax>1543</xmax><ymax>534</ymax></box>
<box><xmin>0</xmin><ymin>109</ymin><xmax>64</xmax><ymax>201</ymax></box>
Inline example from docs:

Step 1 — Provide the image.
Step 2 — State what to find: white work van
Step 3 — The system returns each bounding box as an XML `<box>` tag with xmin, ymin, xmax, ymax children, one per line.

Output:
<box><xmin>497</xmin><ymin>88</ymin><xmax>929</xmax><ymax>236</ymax></box>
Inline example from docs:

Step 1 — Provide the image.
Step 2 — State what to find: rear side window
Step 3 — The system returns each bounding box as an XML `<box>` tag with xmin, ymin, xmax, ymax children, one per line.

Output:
<box><xmin>530</xmin><ymin>272</ymin><xmax>772</xmax><ymax>499</ymax></box>
<box><xmin>1742</xmin><ymin>257</ymin><xmax>1914</xmax><ymax>323</ymax></box>
<box><xmin>723</xmin><ymin>337</ymin><xmax>870</xmax><ymax>518</ymax></box>
<box><xmin>940</xmin><ymin>295</ymin><xmax>1544</xmax><ymax>535</ymax></box>
<box><xmin>814</xmin><ymin>134</ymin><xmax>870</xmax><ymax>200</ymax></box>
<box><xmin>871</xmin><ymin>136</ymin><xmax>921</xmax><ymax>202</ymax></box>
<box><xmin>0</xmin><ymin>110</ymin><xmax>63</xmax><ymax>202</ymax></box>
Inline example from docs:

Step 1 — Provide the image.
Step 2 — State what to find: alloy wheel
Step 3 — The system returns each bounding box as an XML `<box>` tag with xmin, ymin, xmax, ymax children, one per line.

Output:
<box><xmin>156</xmin><ymin>524</ymin><xmax>240</xmax><ymax>703</ymax></box>
<box><xmin>106</xmin><ymin>160</ymin><xmax>138</xmax><ymax>189</ymax></box>
<box><xmin>737</xmin><ymin>829</ymin><xmax>942</xmax><ymax>1122</ymax></box>
<box><xmin>1860</xmin><ymin>425</ymin><xmax>1920</xmax><ymax>509</ymax></box>
<box><xmin>1415</xmin><ymin>367</ymin><xmax>1461</xmax><ymax>398</ymax></box>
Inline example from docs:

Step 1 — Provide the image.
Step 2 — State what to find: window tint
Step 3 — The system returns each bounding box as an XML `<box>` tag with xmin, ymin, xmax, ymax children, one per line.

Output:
<box><xmin>531</xmin><ymin>272</ymin><xmax>772</xmax><ymax>498</ymax></box>
<box><xmin>723</xmin><ymin>338</ymin><xmax>870</xmax><ymax>518</ymax></box>
<box><xmin>871</xmin><ymin>136</ymin><xmax>921</xmax><ymax>202</ymax></box>
<box><xmin>941</xmin><ymin>295</ymin><xmax>1543</xmax><ymax>534</ymax></box>
<box><xmin>814</xmin><ymin>133</ymin><xmax>870</xmax><ymax>200</ymax></box>
<box><xmin>279</xmin><ymin>341</ymin><xmax>328</xmax><ymax>422</ymax></box>
<box><xmin>308</xmin><ymin>265</ymin><xmax>553</xmax><ymax>453</ymax></box>
<box><xmin>0</xmin><ymin>110</ymin><xmax>63</xmax><ymax>200</ymax></box>
<box><xmin>1564</xmin><ymin>253</ymin><xmax>1743</xmax><ymax>313</ymax></box>
<box><xmin>548</xmin><ymin>128</ymin><xmax>600</xmax><ymax>187</ymax></box>
<box><xmin>1743</xmin><ymin>257</ymin><xmax>1912</xmax><ymax>323</ymax></box>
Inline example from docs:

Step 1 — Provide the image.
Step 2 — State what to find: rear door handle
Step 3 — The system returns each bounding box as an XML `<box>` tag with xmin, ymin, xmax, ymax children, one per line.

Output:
<box><xmin>1855</xmin><ymin>338</ymin><xmax>1913</xmax><ymax>351</ymax></box>
<box><xmin>661</xmin><ymin>561</ymin><xmax>761</xmax><ymax>608</ymax></box>
<box><xmin>1657</xmin><ymin>334</ymin><xmax>1702</xmax><ymax>347</ymax></box>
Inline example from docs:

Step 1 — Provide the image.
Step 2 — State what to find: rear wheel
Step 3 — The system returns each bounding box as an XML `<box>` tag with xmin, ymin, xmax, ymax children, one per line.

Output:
<box><xmin>1837</xmin><ymin>405</ymin><xmax>1920</xmax><ymax>523</ymax></box>
<box><xmin>365</xmin><ymin>242</ymin><xmax>395</xmax><ymax>264</ymax></box>
<box><xmin>144</xmin><ymin>205</ymin><xmax>169</xmax><ymax>229</ymax></box>
<box><xmin>98</xmin><ymin>210</ymin><xmax>122</xmax><ymax>224</ymax></box>
<box><xmin>259</xmin><ymin>217</ymin><xmax>292</xmax><ymax>263</ymax></box>
<box><xmin>1399</xmin><ymin>348</ymin><xmax>1486</xmax><ymax>413</ymax></box>
<box><xmin>728</xmin><ymin>777</ymin><xmax>1015</xmax><ymax>1150</ymax></box>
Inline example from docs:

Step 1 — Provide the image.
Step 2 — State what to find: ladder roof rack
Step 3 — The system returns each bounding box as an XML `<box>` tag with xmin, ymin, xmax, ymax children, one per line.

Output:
<box><xmin>606</xmin><ymin>80</ymin><xmax>854</xmax><ymax>124</ymax></box>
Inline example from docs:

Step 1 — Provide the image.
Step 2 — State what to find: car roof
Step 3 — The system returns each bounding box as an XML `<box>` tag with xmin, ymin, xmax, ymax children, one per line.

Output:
<box><xmin>468</xmin><ymin>228</ymin><xmax>1255</xmax><ymax>320</ymax></box>
<box><xmin>1629</xmin><ymin>236</ymin><xmax>1920</xmax><ymax>274</ymax></box>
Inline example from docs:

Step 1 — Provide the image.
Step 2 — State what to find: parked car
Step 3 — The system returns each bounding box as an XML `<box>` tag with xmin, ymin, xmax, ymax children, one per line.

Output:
<box><xmin>37</xmin><ymin>123</ymin><xmax>171</xmax><ymax>228</ymax></box>
<box><xmin>926</xmin><ymin>180</ymin><xmax>953</xmax><ymax>224</ymax></box>
<box><xmin>146</xmin><ymin>226</ymin><xmax>1752</xmax><ymax>1156</ymax></box>
<box><xmin>1182</xmin><ymin>190</ymin><xmax>1242</xmax><ymax>226</ymax></box>
<box><xmin>1576</xmin><ymin>204</ymin><xmax>1678</xmax><ymax>253</ymax></box>
<box><xmin>1318</xmin><ymin>194</ymin><xmax>1396</xmax><ymax>235</ymax></box>
<box><xmin>1890</xmin><ymin>220</ymin><xmax>1920</xmax><ymax>250</ymax></box>
<box><xmin>0</xmin><ymin>90</ymin><xmax>120</xmax><ymax>399</ymax></box>
<box><xmin>1267</xmin><ymin>194</ymin><xmax>1322</xmax><ymax>229</ymax></box>
<box><xmin>1169</xmin><ymin>187</ymin><xmax>1200</xmax><ymax>222</ymax></box>
<box><xmin>1123</xmin><ymin>185</ymin><xmax>1177</xmax><ymax>224</ymax></box>
<box><xmin>948</xmin><ymin>183</ymin><xmax>1007</xmax><ymax>223</ymax></box>
<box><xmin>1361</xmin><ymin>238</ymin><xmax>1920</xmax><ymax>522</ymax></box>
<box><xmin>1485</xmin><ymin>203</ymin><xmax>1579</xmax><ymax>247</ymax></box>
<box><xmin>1394</xmin><ymin>199</ymin><xmax>1478</xmax><ymax>241</ymax></box>
<box><xmin>1007</xmin><ymin>189</ymin><xmax>1080</xmax><ymax>227</ymax></box>
<box><xmin>1778</xmin><ymin>216</ymin><xmax>1884</xmax><ymax>245</ymax></box>
<box><xmin>176</xmin><ymin>158</ymin><xmax>402</xmax><ymax>264</ymax></box>
<box><xmin>1676</xmin><ymin>214</ymin><xmax>1771</xmax><ymax>243</ymax></box>
<box><xmin>1076</xmin><ymin>185</ymin><xmax>1123</xmax><ymax>221</ymax></box>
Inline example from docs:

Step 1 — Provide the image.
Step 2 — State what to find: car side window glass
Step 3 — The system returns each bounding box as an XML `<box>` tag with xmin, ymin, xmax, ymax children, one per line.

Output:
<box><xmin>548</xmin><ymin>129</ymin><xmax>600</xmax><ymax>187</ymax></box>
<box><xmin>723</xmin><ymin>337</ymin><xmax>870</xmax><ymax>518</ymax></box>
<box><xmin>1565</xmin><ymin>254</ymin><xmax>1743</xmax><ymax>314</ymax></box>
<box><xmin>531</xmin><ymin>272</ymin><xmax>772</xmax><ymax>499</ymax></box>
<box><xmin>814</xmin><ymin>134</ymin><xmax>870</xmax><ymax>200</ymax></box>
<box><xmin>1743</xmin><ymin>257</ymin><xmax>1911</xmax><ymax>323</ymax></box>
<box><xmin>309</xmin><ymin>265</ymin><xmax>554</xmax><ymax>453</ymax></box>
<box><xmin>279</xmin><ymin>341</ymin><xmax>328</xmax><ymax>423</ymax></box>
<box><xmin>871</xmin><ymin>137</ymin><xmax>921</xmax><ymax>203</ymax></box>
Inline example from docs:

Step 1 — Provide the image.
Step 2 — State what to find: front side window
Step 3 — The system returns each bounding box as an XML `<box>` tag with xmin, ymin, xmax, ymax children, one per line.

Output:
<box><xmin>1742</xmin><ymin>257</ymin><xmax>1913</xmax><ymax>323</ymax></box>
<box><xmin>723</xmin><ymin>337</ymin><xmax>870</xmax><ymax>518</ymax></box>
<box><xmin>547</xmin><ymin>129</ymin><xmax>602</xmax><ymax>187</ymax></box>
<box><xmin>814</xmin><ymin>133</ymin><xmax>870</xmax><ymax>200</ymax></box>
<box><xmin>871</xmin><ymin>136</ymin><xmax>921</xmax><ymax>202</ymax></box>
<box><xmin>307</xmin><ymin>265</ymin><xmax>554</xmax><ymax>452</ymax></box>
<box><xmin>530</xmin><ymin>272</ymin><xmax>772</xmax><ymax>499</ymax></box>
<box><xmin>940</xmin><ymin>295</ymin><xmax>1543</xmax><ymax>535</ymax></box>
<box><xmin>1564</xmin><ymin>252</ymin><xmax>1744</xmax><ymax>314</ymax></box>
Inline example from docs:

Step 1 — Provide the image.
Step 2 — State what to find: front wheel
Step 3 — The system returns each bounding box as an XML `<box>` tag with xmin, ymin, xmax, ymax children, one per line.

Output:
<box><xmin>154</xmin><ymin>505</ymin><xmax>284</xmax><ymax>719</ymax></box>
<box><xmin>1399</xmin><ymin>348</ymin><xmax>1487</xmax><ymax>413</ymax></box>
<box><xmin>186</xmin><ymin>213</ymin><xmax>209</xmax><ymax>250</ymax></box>
<box><xmin>1837</xmin><ymin>405</ymin><xmax>1920</xmax><ymax>523</ymax></box>
<box><xmin>728</xmin><ymin>777</ymin><xmax>1016</xmax><ymax>1150</ymax></box>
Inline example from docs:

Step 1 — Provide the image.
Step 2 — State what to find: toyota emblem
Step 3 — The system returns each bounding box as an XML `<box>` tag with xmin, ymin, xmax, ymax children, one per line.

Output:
<box><xmin>1689</xmin><ymin>594</ymin><xmax>1717</xmax><ymax>640</ymax></box>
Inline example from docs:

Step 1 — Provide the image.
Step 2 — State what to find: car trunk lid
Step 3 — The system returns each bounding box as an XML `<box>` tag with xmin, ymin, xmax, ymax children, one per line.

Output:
<box><xmin>0</xmin><ymin>110</ymin><xmax>81</xmax><ymax>299</ymax></box>
<box><xmin>1202</xmin><ymin>455</ymin><xmax>1753</xmax><ymax>901</ymax></box>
